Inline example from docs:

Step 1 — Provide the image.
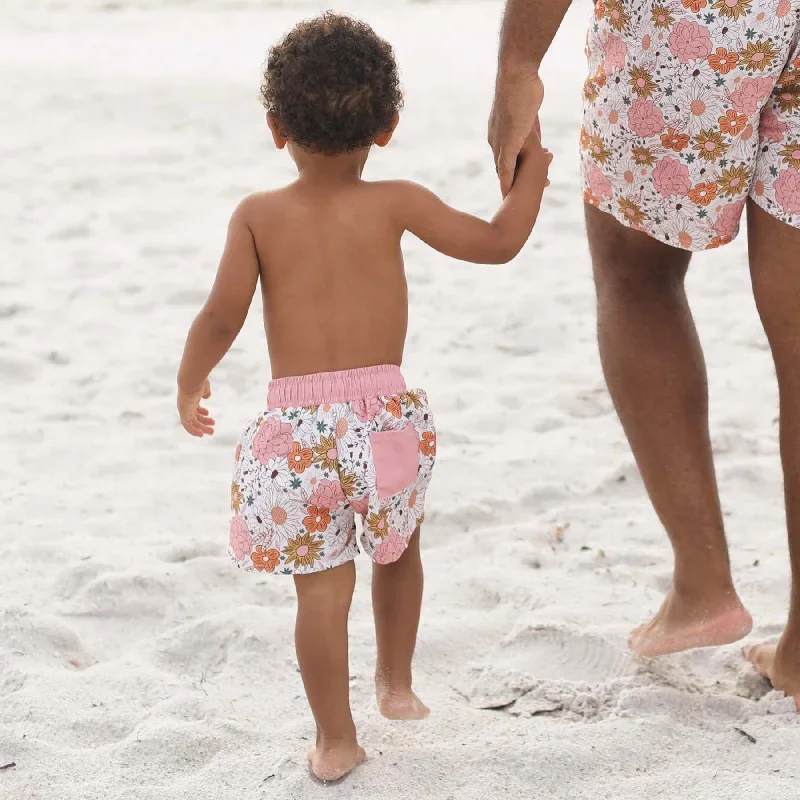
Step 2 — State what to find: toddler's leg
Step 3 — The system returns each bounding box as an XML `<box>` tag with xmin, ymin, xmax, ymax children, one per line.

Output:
<box><xmin>294</xmin><ymin>562</ymin><xmax>365</xmax><ymax>781</ymax></box>
<box><xmin>372</xmin><ymin>528</ymin><xmax>429</xmax><ymax>720</ymax></box>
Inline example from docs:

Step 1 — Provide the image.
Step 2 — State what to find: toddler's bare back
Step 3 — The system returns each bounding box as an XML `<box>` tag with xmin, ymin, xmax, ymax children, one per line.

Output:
<box><xmin>245</xmin><ymin>180</ymin><xmax>408</xmax><ymax>379</ymax></box>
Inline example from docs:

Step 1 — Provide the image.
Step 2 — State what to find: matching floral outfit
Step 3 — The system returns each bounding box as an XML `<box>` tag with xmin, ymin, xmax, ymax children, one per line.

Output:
<box><xmin>228</xmin><ymin>366</ymin><xmax>436</xmax><ymax>576</ymax></box>
<box><xmin>582</xmin><ymin>0</ymin><xmax>800</xmax><ymax>250</ymax></box>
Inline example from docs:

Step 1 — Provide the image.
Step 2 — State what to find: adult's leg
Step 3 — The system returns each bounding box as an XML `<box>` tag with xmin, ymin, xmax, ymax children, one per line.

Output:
<box><xmin>372</xmin><ymin>528</ymin><xmax>429</xmax><ymax>719</ymax></box>
<box><xmin>586</xmin><ymin>203</ymin><xmax>752</xmax><ymax>656</ymax></box>
<box><xmin>744</xmin><ymin>200</ymin><xmax>800</xmax><ymax>709</ymax></box>
<box><xmin>294</xmin><ymin>562</ymin><xmax>366</xmax><ymax>781</ymax></box>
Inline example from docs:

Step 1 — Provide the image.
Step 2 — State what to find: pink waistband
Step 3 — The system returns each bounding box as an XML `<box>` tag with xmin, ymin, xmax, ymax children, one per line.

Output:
<box><xmin>267</xmin><ymin>365</ymin><xmax>407</xmax><ymax>408</ymax></box>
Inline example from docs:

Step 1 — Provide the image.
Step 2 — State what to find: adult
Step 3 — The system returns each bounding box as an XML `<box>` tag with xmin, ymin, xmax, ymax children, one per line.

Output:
<box><xmin>489</xmin><ymin>0</ymin><xmax>800</xmax><ymax>708</ymax></box>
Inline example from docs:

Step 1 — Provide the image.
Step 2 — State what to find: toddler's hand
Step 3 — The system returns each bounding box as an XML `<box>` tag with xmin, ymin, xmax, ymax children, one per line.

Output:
<box><xmin>178</xmin><ymin>378</ymin><xmax>215</xmax><ymax>437</ymax></box>
<box><xmin>518</xmin><ymin>130</ymin><xmax>553</xmax><ymax>187</ymax></box>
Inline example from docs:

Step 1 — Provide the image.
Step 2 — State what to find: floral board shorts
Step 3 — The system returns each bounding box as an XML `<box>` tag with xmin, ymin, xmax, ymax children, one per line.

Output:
<box><xmin>228</xmin><ymin>365</ymin><xmax>436</xmax><ymax>576</ymax></box>
<box><xmin>581</xmin><ymin>0</ymin><xmax>800</xmax><ymax>251</ymax></box>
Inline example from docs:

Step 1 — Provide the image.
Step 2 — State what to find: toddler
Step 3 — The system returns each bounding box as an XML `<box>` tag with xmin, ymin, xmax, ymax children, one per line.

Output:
<box><xmin>177</xmin><ymin>12</ymin><xmax>550</xmax><ymax>783</ymax></box>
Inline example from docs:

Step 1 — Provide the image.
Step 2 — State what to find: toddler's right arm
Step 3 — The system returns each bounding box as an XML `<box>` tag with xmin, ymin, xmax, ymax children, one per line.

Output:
<box><xmin>394</xmin><ymin>131</ymin><xmax>552</xmax><ymax>265</ymax></box>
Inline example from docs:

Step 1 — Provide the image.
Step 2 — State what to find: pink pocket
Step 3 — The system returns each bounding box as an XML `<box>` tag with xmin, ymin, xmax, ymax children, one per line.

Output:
<box><xmin>369</xmin><ymin>423</ymin><xmax>420</xmax><ymax>501</ymax></box>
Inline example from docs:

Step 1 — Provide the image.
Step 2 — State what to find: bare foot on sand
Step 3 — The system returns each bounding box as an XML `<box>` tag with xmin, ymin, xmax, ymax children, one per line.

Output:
<box><xmin>377</xmin><ymin>685</ymin><xmax>430</xmax><ymax>720</ymax></box>
<box><xmin>307</xmin><ymin>742</ymin><xmax>366</xmax><ymax>782</ymax></box>
<box><xmin>744</xmin><ymin>640</ymin><xmax>800</xmax><ymax>710</ymax></box>
<box><xmin>628</xmin><ymin>589</ymin><xmax>753</xmax><ymax>657</ymax></box>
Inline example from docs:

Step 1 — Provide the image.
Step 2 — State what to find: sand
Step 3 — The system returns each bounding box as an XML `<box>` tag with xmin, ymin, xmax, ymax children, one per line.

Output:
<box><xmin>2</xmin><ymin>1</ymin><xmax>800</xmax><ymax>798</ymax></box>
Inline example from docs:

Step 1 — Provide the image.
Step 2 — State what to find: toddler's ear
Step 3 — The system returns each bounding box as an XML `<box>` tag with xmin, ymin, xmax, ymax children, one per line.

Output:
<box><xmin>374</xmin><ymin>110</ymin><xmax>400</xmax><ymax>148</ymax></box>
<box><xmin>267</xmin><ymin>113</ymin><xmax>288</xmax><ymax>150</ymax></box>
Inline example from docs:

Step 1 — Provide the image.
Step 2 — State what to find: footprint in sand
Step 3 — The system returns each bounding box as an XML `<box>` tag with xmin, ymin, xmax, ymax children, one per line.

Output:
<box><xmin>460</xmin><ymin>625</ymin><xmax>635</xmax><ymax>716</ymax></box>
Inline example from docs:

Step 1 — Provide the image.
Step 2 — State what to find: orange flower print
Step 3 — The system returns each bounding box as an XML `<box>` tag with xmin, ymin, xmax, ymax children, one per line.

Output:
<box><xmin>708</xmin><ymin>235</ymin><xmax>733</xmax><ymax>249</ymax></box>
<box><xmin>688</xmin><ymin>181</ymin><xmax>718</xmax><ymax>206</ymax></box>
<box><xmin>717</xmin><ymin>164</ymin><xmax>751</xmax><ymax>197</ymax></box>
<box><xmin>366</xmin><ymin>508</ymin><xmax>390</xmax><ymax>540</ymax></box>
<box><xmin>606</xmin><ymin>0</ymin><xmax>631</xmax><ymax>31</ymax></box>
<box><xmin>779</xmin><ymin>141</ymin><xmax>800</xmax><ymax>170</ymax></box>
<box><xmin>753</xmin><ymin>180</ymin><xmax>765</xmax><ymax>197</ymax></box>
<box><xmin>588</xmin><ymin>134</ymin><xmax>612</xmax><ymax>164</ymax></box>
<box><xmin>312</xmin><ymin>434</ymin><xmax>339</xmax><ymax>471</ymax></box>
<box><xmin>584</xmin><ymin>80</ymin><xmax>599</xmax><ymax>104</ymax></box>
<box><xmin>584</xmin><ymin>188</ymin><xmax>601</xmax><ymax>207</ymax></box>
<box><xmin>708</xmin><ymin>47</ymin><xmax>739</xmax><ymax>74</ymax></box>
<box><xmin>651</xmin><ymin>4</ymin><xmax>674</xmax><ymax>28</ymax></box>
<box><xmin>711</xmin><ymin>0</ymin><xmax>751</xmax><ymax>21</ymax></box>
<box><xmin>682</xmin><ymin>0</ymin><xmax>707</xmax><ymax>10</ymax></box>
<box><xmin>385</xmin><ymin>396</ymin><xmax>403</xmax><ymax>419</ymax></box>
<box><xmin>338</xmin><ymin>471</ymin><xmax>357</xmax><ymax>498</ymax></box>
<box><xmin>617</xmin><ymin>197</ymin><xmax>647</xmax><ymax>226</ymax></box>
<box><xmin>595</xmin><ymin>0</ymin><xmax>606</xmax><ymax>19</ymax></box>
<box><xmin>629</xmin><ymin>66</ymin><xmax>657</xmax><ymax>98</ymax></box>
<box><xmin>288</xmin><ymin>441</ymin><xmax>313</xmax><ymax>473</ymax></box>
<box><xmin>419</xmin><ymin>431</ymin><xmax>437</xmax><ymax>457</ymax></box>
<box><xmin>632</xmin><ymin>146</ymin><xmax>657</xmax><ymax>167</ymax></box>
<box><xmin>283</xmin><ymin>533</ymin><xmax>323</xmax><ymax>569</ymax></box>
<box><xmin>251</xmin><ymin>546</ymin><xmax>281</xmax><ymax>573</ymax></box>
<box><xmin>234</xmin><ymin>444</ymin><xmax>242</xmax><ymax>463</ymax></box>
<box><xmin>231</xmin><ymin>481</ymin><xmax>244</xmax><ymax>513</ymax></box>
<box><xmin>661</xmin><ymin>128</ymin><xmax>690</xmax><ymax>152</ymax></box>
<box><xmin>580</xmin><ymin>126</ymin><xmax>591</xmax><ymax>150</ymax></box>
<box><xmin>401</xmin><ymin>390</ymin><xmax>424</xmax><ymax>409</ymax></box>
<box><xmin>740</xmin><ymin>40</ymin><xmax>779</xmax><ymax>72</ymax></box>
<box><xmin>718</xmin><ymin>109</ymin><xmax>748</xmax><ymax>136</ymax></box>
<box><xmin>693</xmin><ymin>129</ymin><xmax>729</xmax><ymax>161</ymax></box>
<box><xmin>303</xmin><ymin>505</ymin><xmax>331</xmax><ymax>533</ymax></box>
<box><xmin>593</xmin><ymin>64</ymin><xmax>607</xmax><ymax>89</ymax></box>
<box><xmin>776</xmin><ymin>86</ymin><xmax>800</xmax><ymax>114</ymax></box>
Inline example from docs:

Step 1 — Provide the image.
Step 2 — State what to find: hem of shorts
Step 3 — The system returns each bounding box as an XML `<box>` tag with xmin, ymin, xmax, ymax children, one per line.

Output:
<box><xmin>748</xmin><ymin>191</ymin><xmax>800</xmax><ymax>233</ymax></box>
<box><xmin>228</xmin><ymin>547</ymin><xmax>359</xmax><ymax>576</ymax></box>
<box><xmin>585</xmin><ymin>200</ymin><xmax>742</xmax><ymax>253</ymax></box>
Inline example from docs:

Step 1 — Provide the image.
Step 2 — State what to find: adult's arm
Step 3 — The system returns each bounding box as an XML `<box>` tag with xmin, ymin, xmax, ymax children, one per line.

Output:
<box><xmin>489</xmin><ymin>0</ymin><xmax>573</xmax><ymax>197</ymax></box>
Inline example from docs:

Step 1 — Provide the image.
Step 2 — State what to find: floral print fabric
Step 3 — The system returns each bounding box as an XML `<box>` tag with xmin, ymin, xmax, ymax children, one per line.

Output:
<box><xmin>581</xmin><ymin>0</ymin><xmax>800</xmax><ymax>250</ymax></box>
<box><xmin>229</xmin><ymin>390</ymin><xmax>436</xmax><ymax>575</ymax></box>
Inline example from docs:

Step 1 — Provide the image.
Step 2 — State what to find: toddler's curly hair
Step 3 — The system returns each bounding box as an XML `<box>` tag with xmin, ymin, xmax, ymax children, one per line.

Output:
<box><xmin>261</xmin><ymin>13</ymin><xmax>403</xmax><ymax>155</ymax></box>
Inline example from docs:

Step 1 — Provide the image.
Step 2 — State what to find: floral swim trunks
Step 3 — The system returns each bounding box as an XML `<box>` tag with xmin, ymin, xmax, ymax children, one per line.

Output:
<box><xmin>581</xmin><ymin>0</ymin><xmax>800</xmax><ymax>251</ymax></box>
<box><xmin>228</xmin><ymin>365</ymin><xmax>436</xmax><ymax>576</ymax></box>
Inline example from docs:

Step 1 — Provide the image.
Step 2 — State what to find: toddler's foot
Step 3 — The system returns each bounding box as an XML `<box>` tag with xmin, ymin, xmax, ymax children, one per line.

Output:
<box><xmin>377</xmin><ymin>684</ymin><xmax>430</xmax><ymax>720</ymax></box>
<box><xmin>307</xmin><ymin>742</ymin><xmax>366</xmax><ymax>783</ymax></box>
<box><xmin>628</xmin><ymin>588</ymin><xmax>752</xmax><ymax>657</ymax></box>
<box><xmin>744</xmin><ymin>639</ymin><xmax>800</xmax><ymax>710</ymax></box>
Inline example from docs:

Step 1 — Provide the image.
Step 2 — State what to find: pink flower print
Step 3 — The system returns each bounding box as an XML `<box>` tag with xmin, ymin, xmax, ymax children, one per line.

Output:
<box><xmin>775</xmin><ymin>168</ymin><xmax>800</xmax><ymax>214</ymax></box>
<box><xmin>588</xmin><ymin>164</ymin><xmax>613</xmax><ymax>199</ymax></box>
<box><xmin>760</xmin><ymin>107</ymin><xmax>788</xmax><ymax>143</ymax></box>
<box><xmin>352</xmin><ymin>396</ymin><xmax>383</xmax><ymax>422</ymax></box>
<box><xmin>252</xmin><ymin>417</ymin><xmax>293</xmax><ymax>463</ymax></box>
<box><xmin>604</xmin><ymin>33</ymin><xmax>627</xmax><ymax>72</ymax></box>
<box><xmin>628</xmin><ymin>98</ymin><xmax>665</xmax><ymax>138</ymax></box>
<box><xmin>652</xmin><ymin>157</ymin><xmax>691</xmax><ymax>197</ymax></box>
<box><xmin>308</xmin><ymin>479</ymin><xmax>346</xmax><ymax>510</ymax></box>
<box><xmin>350</xmin><ymin>495</ymin><xmax>369</xmax><ymax>516</ymax></box>
<box><xmin>373</xmin><ymin>527</ymin><xmax>408</xmax><ymax>565</ymax></box>
<box><xmin>730</xmin><ymin>78</ymin><xmax>773</xmax><ymax>115</ymax></box>
<box><xmin>229</xmin><ymin>517</ymin><xmax>253</xmax><ymax>560</ymax></box>
<box><xmin>668</xmin><ymin>20</ymin><xmax>712</xmax><ymax>64</ymax></box>
<box><xmin>713</xmin><ymin>198</ymin><xmax>747</xmax><ymax>238</ymax></box>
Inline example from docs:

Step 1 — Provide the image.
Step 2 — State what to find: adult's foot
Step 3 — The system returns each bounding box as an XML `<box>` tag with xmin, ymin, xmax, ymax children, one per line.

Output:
<box><xmin>376</xmin><ymin>684</ymin><xmax>430</xmax><ymax>720</ymax></box>
<box><xmin>307</xmin><ymin>741</ymin><xmax>366</xmax><ymax>782</ymax></box>
<box><xmin>744</xmin><ymin>639</ymin><xmax>800</xmax><ymax>710</ymax></box>
<box><xmin>628</xmin><ymin>588</ymin><xmax>753</xmax><ymax>657</ymax></box>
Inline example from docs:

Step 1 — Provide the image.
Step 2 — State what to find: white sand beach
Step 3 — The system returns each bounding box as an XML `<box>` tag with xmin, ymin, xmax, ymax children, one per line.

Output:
<box><xmin>2</xmin><ymin>1</ymin><xmax>800</xmax><ymax>798</ymax></box>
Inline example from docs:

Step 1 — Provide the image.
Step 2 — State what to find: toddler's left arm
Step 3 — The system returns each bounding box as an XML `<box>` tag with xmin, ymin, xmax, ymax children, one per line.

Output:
<box><xmin>176</xmin><ymin>196</ymin><xmax>261</xmax><ymax>437</ymax></box>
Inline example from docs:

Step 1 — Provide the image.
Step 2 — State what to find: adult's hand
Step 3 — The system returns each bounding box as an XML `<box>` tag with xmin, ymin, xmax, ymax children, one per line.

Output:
<box><xmin>488</xmin><ymin>66</ymin><xmax>545</xmax><ymax>198</ymax></box>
